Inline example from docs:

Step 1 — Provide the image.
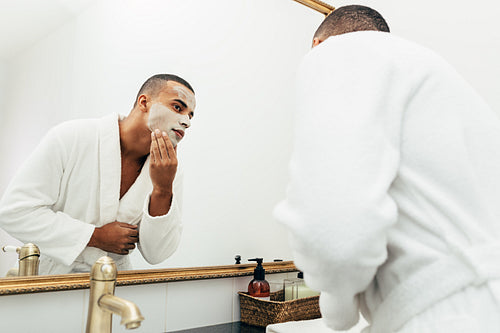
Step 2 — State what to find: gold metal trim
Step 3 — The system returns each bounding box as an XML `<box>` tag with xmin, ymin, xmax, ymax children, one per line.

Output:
<box><xmin>291</xmin><ymin>0</ymin><xmax>335</xmax><ymax>16</ymax></box>
<box><xmin>0</xmin><ymin>261</ymin><xmax>297</xmax><ymax>295</ymax></box>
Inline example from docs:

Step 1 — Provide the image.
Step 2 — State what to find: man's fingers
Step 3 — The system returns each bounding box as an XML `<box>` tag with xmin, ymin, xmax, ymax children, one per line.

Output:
<box><xmin>155</xmin><ymin>129</ymin><xmax>168</xmax><ymax>159</ymax></box>
<box><xmin>151</xmin><ymin>131</ymin><xmax>161</xmax><ymax>161</ymax></box>
<box><xmin>163</xmin><ymin>131</ymin><xmax>176</xmax><ymax>160</ymax></box>
<box><xmin>120</xmin><ymin>224</ymin><xmax>138</xmax><ymax>238</ymax></box>
<box><xmin>117</xmin><ymin>222</ymin><xmax>137</xmax><ymax>229</ymax></box>
<box><xmin>151</xmin><ymin>129</ymin><xmax>178</xmax><ymax>162</ymax></box>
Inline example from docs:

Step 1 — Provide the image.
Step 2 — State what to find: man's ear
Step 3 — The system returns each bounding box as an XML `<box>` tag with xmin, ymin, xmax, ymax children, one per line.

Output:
<box><xmin>312</xmin><ymin>37</ymin><xmax>323</xmax><ymax>48</ymax></box>
<box><xmin>137</xmin><ymin>94</ymin><xmax>148</xmax><ymax>112</ymax></box>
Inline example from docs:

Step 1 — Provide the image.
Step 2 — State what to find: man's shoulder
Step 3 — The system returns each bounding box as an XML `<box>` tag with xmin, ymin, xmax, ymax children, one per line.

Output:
<box><xmin>51</xmin><ymin>114</ymin><xmax>115</xmax><ymax>136</ymax></box>
<box><xmin>47</xmin><ymin>114</ymin><xmax>116</xmax><ymax>146</ymax></box>
<box><xmin>321</xmin><ymin>31</ymin><xmax>441</xmax><ymax>63</ymax></box>
<box><xmin>302</xmin><ymin>31</ymin><xmax>448</xmax><ymax>80</ymax></box>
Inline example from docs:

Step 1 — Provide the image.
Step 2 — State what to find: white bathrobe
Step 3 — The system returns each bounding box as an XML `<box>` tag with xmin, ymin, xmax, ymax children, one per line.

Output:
<box><xmin>274</xmin><ymin>31</ymin><xmax>500</xmax><ymax>332</ymax></box>
<box><xmin>0</xmin><ymin>113</ymin><xmax>182</xmax><ymax>274</ymax></box>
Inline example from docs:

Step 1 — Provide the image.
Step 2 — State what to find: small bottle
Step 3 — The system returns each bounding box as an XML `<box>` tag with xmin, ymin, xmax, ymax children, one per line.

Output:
<box><xmin>248</xmin><ymin>258</ymin><xmax>270</xmax><ymax>300</ymax></box>
<box><xmin>295</xmin><ymin>272</ymin><xmax>320</xmax><ymax>299</ymax></box>
<box><xmin>284</xmin><ymin>272</ymin><xmax>303</xmax><ymax>301</ymax></box>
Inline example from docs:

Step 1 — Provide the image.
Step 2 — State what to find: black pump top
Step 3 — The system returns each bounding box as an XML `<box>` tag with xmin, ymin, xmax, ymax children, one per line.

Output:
<box><xmin>249</xmin><ymin>258</ymin><xmax>266</xmax><ymax>280</ymax></box>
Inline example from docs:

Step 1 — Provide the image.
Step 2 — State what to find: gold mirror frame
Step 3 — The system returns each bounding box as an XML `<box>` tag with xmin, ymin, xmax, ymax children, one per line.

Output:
<box><xmin>292</xmin><ymin>0</ymin><xmax>335</xmax><ymax>16</ymax></box>
<box><xmin>0</xmin><ymin>261</ymin><xmax>296</xmax><ymax>295</ymax></box>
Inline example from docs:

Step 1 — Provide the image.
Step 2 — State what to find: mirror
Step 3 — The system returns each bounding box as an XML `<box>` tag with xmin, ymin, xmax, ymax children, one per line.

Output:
<box><xmin>1</xmin><ymin>0</ymin><xmax>499</xmax><ymax>285</ymax></box>
<box><xmin>0</xmin><ymin>0</ymin><xmax>325</xmax><ymax>276</ymax></box>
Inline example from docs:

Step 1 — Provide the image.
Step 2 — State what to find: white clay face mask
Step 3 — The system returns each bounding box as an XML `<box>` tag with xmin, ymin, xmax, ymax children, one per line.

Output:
<box><xmin>173</xmin><ymin>85</ymin><xmax>196</xmax><ymax>110</ymax></box>
<box><xmin>148</xmin><ymin>103</ymin><xmax>189</xmax><ymax>147</ymax></box>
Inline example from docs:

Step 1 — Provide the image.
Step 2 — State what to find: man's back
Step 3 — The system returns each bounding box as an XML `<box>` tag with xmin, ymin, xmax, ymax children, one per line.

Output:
<box><xmin>276</xmin><ymin>31</ymin><xmax>500</xmax><ymax>331</ymax></box>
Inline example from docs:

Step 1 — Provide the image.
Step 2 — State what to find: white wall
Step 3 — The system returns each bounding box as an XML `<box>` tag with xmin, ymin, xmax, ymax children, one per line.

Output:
<box><xmin>0</xmin><ymin>60</ymin><xmax>23</xmax><ymax>273</ymax></box>
<box><xmin>0</xmin><ymin>61</ymin><xmax>4</xmax><ymax>107</ymax></box>
<box><xmin>1</xmin><ymin>0</ymin><xmax>499</xmax><ymax>273</ymax></box>
<box><xmin>333</xmin><ymin>0</ymin><xmax>500</xmax><ymax>113</ymax></box>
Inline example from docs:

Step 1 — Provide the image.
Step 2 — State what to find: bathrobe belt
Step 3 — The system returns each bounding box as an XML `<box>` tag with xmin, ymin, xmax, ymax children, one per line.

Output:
<box><xmin>368</xmin><ymin>243</ymin><xmax>500</xmax><ymax>333</ymax></box>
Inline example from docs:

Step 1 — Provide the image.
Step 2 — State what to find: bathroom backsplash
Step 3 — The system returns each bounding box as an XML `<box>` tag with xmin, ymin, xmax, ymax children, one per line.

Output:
<box><xmin>0</xmin><ymin>272</ymin><xmax>293</xmax><ymax>332</ymax></box>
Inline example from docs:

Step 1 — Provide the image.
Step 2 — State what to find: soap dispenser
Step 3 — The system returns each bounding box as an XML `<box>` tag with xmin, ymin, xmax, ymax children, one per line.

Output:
<box><xmin>248</xmin><ymin>258</ymin><xmax>270</xmax><ymax>300</ymax></box>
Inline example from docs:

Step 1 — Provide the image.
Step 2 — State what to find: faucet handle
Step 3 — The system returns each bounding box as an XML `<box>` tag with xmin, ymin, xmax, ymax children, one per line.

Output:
<box><xmin>3</xmin><ymin>243</ymin><xmax>40</xmax><ymax>259</ymax></box>
<box><xmin>2</xmin><ymin>245</ymin><xmax>20</xmax><ymax>253</ymax></box>
<box><xmin>90</xmin><ymin>256</ymin><xmax>117</xmax><ymax>281</ymax></box>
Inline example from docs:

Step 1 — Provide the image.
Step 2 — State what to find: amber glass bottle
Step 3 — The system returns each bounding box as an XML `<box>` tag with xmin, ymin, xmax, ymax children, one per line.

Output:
<box><xmin>248</xmin><ymin>258</ymin><xmax>270</xmax><ymax>300</ymax></box>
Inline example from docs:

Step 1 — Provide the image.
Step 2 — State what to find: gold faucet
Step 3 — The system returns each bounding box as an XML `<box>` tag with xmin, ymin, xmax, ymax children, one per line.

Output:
<box><xmin>86</xmin><ymin>256</ymin><xmax>145</xmax><ymax>333</ymax></box>
<box><xmin>2</xmin><ymin>243</ymin><xmax>40</xmax><ymax>276</ymax></box>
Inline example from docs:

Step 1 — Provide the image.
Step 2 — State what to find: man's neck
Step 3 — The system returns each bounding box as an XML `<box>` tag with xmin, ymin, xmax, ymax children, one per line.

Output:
<box><xmin>119</xmin><ymin>114</ymin><xmax>150</xmax><ymax>161</ymax></box>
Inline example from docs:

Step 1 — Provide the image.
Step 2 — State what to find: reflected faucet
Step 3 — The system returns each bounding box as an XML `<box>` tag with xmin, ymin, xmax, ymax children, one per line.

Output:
<box><xmin>2</xmin><ymin>243</ymin><xmax>40</xmax><ymax>276</ymax></box>
<box><xmin>86</xmin><ymin>256</ymin><xmax>144</xmax><ymax>333</ymax></box>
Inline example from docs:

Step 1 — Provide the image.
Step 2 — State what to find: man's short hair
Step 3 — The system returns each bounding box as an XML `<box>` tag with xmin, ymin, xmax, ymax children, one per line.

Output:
<box><xmin>134</xmin><ymin>74</ymin><xmax>195</xmax><ymax>107</ymax></box>
<box><xmin>314</xmin><ymin>5</ymin><xmax>390</xmax><ymax>39</ymax></box>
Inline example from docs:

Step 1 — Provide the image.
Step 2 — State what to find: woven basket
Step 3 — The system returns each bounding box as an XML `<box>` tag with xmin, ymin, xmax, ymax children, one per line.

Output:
<box><xmin>238</xmin><ymin>289</ymin><xmax>321</xmax><ymax>327</ymax></box>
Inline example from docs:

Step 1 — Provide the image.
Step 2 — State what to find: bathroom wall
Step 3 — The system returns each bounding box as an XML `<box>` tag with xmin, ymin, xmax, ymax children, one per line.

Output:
<box><xmin>0</xmin><ymin>61</ymin><xmax>4</xmax><ymax>108</ymax></box>
<box><xmin>0</xmin><ymin>60</ymin><xmax>22</xmax><ymax>274</ymax></box>
<box><xmin>0</xmin><ymin>60</ymin><xmax>6</xmax><ymax>165</ymax></box>
<box><xmin>333</xmin><ymin>0</ymin><xmax>500</xmax><ymax>113</ymax></box>
<box><xmin>0</xmin><ymin>272</ymin><xmax>294</xmax><ymax>332</ymax></box>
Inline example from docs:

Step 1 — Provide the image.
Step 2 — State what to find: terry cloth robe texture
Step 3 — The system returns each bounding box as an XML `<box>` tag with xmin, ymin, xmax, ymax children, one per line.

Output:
<box><xmin>274</xmin><ymin>31</ymin><xmax>500</xmax><ymax>333</ymax></box>
<box><xmin>0</xmin><ymin>113</ymin><xmax>183</xmax><ymax>274</ymax></box>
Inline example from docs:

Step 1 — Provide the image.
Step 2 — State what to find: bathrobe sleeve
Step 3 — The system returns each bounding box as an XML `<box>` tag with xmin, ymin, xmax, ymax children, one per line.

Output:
<box><xmin>274</xmin><ymin>35</ymin><xmax>407</xmax><ymax>330</ymax></box>
<box><xmin>137</xmin><ymin>169</ymin><xmax>183</xmax><ymax>265</ymax></box>
<box><xmin>0</xmin><ymin>125</ymin><xmax>96</xmax><ymax>266</ymax></box>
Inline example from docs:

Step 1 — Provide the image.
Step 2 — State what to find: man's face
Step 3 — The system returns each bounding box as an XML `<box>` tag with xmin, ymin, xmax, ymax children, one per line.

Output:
<box><xmin>147</xmin><ymin>81</ymin><xmax>196</xmax><ymax>147</ymax></box>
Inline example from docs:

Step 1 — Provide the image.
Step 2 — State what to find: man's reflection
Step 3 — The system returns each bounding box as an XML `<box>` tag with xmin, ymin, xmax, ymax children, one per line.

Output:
<box><xmin>0</xmin><ymin>74</ymin><xmax>195</xmax><ymax>274</ymax></box>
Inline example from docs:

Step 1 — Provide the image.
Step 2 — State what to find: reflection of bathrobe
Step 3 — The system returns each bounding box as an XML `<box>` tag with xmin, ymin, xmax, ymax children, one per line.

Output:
<box><xmin>0</xmin><ymin>113</ymin><xmax>182</xmax><ymax>274</ymax></box>
<box><xmin>274</xmin><ymin>31</ymin><xmax>500</xmax><ymax>332</ymax></box>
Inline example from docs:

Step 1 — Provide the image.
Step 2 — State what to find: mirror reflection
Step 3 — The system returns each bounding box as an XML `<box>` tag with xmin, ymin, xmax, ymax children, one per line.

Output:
<box><xmin>1</xmin><ymin>74</ymin><xmax>196</xmax><ymax>275</ymax></box>
<box><xmin>0</xmin><ymin>0</ymin><xmax>324</xmax><ymax>276</ymax></box>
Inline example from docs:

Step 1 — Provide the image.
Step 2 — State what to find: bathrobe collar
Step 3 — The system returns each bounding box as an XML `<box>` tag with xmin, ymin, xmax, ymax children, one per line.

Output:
<box><xmin>98</xmin><ymin>113</ymin><xmax>121</xmax><ymax>225</ymax></box>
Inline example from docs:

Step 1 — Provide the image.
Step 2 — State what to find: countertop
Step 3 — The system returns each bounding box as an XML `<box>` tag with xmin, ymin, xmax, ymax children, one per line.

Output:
<box><xmin>169</xmin><ymin>322</ymin><xmax>266</xmax><ymax>333</ymax></box>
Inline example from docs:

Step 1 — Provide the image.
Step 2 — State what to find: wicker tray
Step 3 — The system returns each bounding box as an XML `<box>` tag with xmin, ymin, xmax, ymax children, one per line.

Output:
<box><xmin>238</xmin><ymin>289</ymin><xmax>321</xmax><ymax>327</ymax></box>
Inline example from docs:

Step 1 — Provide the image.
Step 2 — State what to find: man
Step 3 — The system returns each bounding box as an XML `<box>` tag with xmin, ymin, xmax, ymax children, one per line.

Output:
<box><xmin>0</xmin><ymin>74</ymin><xmax>195</xmax><ymax>274</ymax></box>
<box><xmin>274</xmin><ymin>5</ymin><xmax>500</xmax><ymax>333</ymax></box>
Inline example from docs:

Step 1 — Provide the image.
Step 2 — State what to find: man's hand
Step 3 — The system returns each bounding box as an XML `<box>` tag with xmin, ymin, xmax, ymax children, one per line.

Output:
<box><xmin>88</xmin><ymin>222</ymin><xmax>138</xmax><ymax>254</ymax></box>
<box><xmin>149</xmin><ymin>129</ymin><xmax>177</xmax><ymax>216</ymax></box>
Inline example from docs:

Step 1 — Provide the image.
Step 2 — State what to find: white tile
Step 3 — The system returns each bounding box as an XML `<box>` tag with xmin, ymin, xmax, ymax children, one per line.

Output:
<box><xmin>82</xmin><ymin>288</ymin><xmax>90</xmax><ymax>331</ymax></box>
<box><xmin>165</xmin><ymin>278</ymin><xmax>234</xmax><ymax>332</ymax></box>
<box><xmin>233</xmin><ymin>276</ymin><xmax>250</xmax><ymax>322</ymax></box>
<box><xmin>110</xmin><ymin>283</ymin><xmax>167</xmax><ymax>333</ymax></box>
<box><xmin>0</xmin><ymin>290</ymin><xmax>86</xmax><ymax>333</ymax></box>
<box><xmin>79</xmin><ymin>283</ymin><xmax>167</xmax><ymax>333</ymax></box>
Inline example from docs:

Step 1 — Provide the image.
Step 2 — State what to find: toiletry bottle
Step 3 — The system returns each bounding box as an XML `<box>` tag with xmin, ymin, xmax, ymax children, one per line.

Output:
<box><xmin>284</xmin><ymin>272</ymin><xmax>303</xmax><ymax>300</ymax></box>
<box><xmin>248</xmin><ymin>258</ymin><xmax>270</xmax><ymax>300</ymax></box>
<box><xmin>294</xmin><ymin>271</ymin><xmax>321</xmax><ymax>299</ymax></box>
